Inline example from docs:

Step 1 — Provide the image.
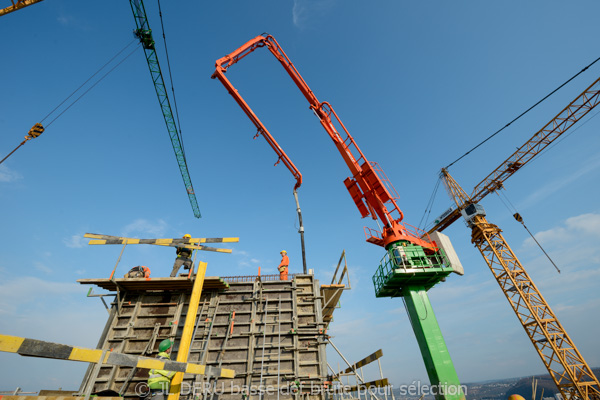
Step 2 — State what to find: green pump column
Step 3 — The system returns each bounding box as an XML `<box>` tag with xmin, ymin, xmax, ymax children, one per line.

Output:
<box><xmin>404</xmin><ymin>286</ymin><xmax>465</xmax><ymax>400</ymax></box>
<box><xmin>372</xmin><ymin>241</ymin><xmax>465</xmax><ymax>400</ymax></box>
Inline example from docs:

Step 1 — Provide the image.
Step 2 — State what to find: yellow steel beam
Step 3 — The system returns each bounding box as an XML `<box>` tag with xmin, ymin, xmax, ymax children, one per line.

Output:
<box><xmin>471</xmin><ymin>215</ymin><xmax>600</xmax><ymax>400</ymax></box>
<box><xmin>169</xmin><ymin>261</ymin><xmax>209</xmax><ymax>399</ymax></box>
<box><xmin>343</xmin><ymin>349</ymin><xmax>383</xmax><ymax>374</ymax></box>
<box><xmin>0</xmin><ymin>333</ymin><xmax>235</xmax><ymax>378</ymax></box>
<box><xmin>153</xmin><ymin>243</ymin><xmax>232</xmax><ymax>253</ymax></box>
<box><xmin>84</xmin><ymin>233</ymin><xmax>237</xmax><ymax>253</ymax></box>
<box><xmin>84</xmin><ymin>233</ymin><xmax>239</xmax><ymax>243</ymax></box>
<box><xmin>429</xmin><ymin>76</ymin><xmax>600</xmax><ymax>235</ymax></box>
<box><xmin>0</xmin><ymin>0</ymin><xmax>44</xmax><ymax>17</ymax></box>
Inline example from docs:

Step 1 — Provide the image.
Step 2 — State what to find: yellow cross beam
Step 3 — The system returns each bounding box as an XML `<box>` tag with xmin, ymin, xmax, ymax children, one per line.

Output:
<box><xmin>84</xmin><ymin>233</ymin><xmax>238</xmax><ymax>253</ymax></box>
<box><xmin>0</xmin><ymin>334</ymin><xmax>235</xmax><ymax>378</ymax></box>
<box><xmin>343</xmin><ymin>349</ymin><xmax>383</xmax><ymax>374</ymax></box>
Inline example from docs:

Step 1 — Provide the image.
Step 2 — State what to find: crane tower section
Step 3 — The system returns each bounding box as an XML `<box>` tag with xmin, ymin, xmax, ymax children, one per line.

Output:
<box><xmin>430</xmin><ymin>76</ymin><xmax>600</xmax><ymax>234</ymax></box>
<box><xmin>436</xmin><ymin>71</ymin><xmax>600</xmax><ymax>400</ymax></box>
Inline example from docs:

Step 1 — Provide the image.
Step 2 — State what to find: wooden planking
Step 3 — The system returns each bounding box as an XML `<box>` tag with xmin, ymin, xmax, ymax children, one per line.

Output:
<box><xmin>77</xmin><ymin>277</ymin><xmax>229</xmax><ymax>291</ymax></box>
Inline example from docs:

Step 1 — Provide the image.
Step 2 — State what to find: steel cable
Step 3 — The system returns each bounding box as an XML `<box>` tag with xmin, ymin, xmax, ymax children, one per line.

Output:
<box><xmin>45</xmin><ymin>46</ymin><xmax>140</xmax><ymax>128</ymax></box>
<box><xmin>40</xmin><ymin>39</ymin><xmax>138</xmax><ymax>125</ymax></box>
<box><xmin>445</xmin><ymin>55</ymin><xmax>600</xmax><ymax>169</ymax></box>
<box><xmin>157</xmin><ymin>0</ymin><xmax>188</xmax><ymax>163</ymax></box>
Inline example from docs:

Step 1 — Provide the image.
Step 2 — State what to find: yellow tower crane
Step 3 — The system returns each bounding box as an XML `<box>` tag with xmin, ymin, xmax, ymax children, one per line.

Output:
<box><xmin>0</xmin><ymin>0</ymin><xmax>43</xmax><ymax>16</ymax></box>
<box><xmin>428</xmin><ymin>76</ymin><xmax>600</xmax><ymax>400</ymax></box>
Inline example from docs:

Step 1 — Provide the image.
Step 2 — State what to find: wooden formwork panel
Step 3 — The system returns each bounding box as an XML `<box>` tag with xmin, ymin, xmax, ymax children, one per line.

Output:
<box><xmin>80</xmin><ymin>275</ymin><xmax>329</xmax><ymax>400</ymax></box>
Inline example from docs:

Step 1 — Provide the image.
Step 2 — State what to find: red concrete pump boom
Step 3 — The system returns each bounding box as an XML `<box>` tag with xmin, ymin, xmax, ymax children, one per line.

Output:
<box><xmin>212</xmin><ymin>34</ymin><xmax>433</xmax><ymax>250</ymax></box>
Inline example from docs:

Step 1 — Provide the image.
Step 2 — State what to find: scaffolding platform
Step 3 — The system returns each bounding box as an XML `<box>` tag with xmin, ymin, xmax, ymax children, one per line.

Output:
<box><xmin>77</xmin><ymin>276</ymin><xmax>230</xmax><ymax>291</ymax></box>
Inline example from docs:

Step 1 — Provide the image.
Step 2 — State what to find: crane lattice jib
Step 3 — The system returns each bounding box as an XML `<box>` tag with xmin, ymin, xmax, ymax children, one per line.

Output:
<box><xmin>0</xmin><ymin>0</ymin><xmax>44</xmax><ymax>17</ymax></box>
<box><xmin>129</xmin><ymin>0</ymin><xmax>200</xmax><ymax>218</ymax></box>
<box><xmin>441</xmin><ymin>162</ymin><xmax>600</xmax><ymax>400</ymax></box>
<box><xmin>213</xmin><ymin>35</ymin><xmax>432</xmax><ymax>249</ymax></box>
<box><xmin>470</xmin><ymin>214</ymin><xmax>600</xmax><ymax>400</ymax></box>
<box><xmin>429</xmin><ymin>75</ymin><xmax>600</xmax><ymax>234</ymax></box>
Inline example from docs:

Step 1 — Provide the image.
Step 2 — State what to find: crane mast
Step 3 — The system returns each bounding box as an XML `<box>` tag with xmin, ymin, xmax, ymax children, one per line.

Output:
<box><xmin>435</xmin><ymin>74</ymin><xmax>600</xmax><ymax>400</ymax></box>
<box><xmin>129</xmin><ymin>0</ymin><xmax>201</xmax><ymax>218</ymax></box>
<box><xmin>441</xmin><ymin>169</ymin><xmax>600</xmax><ymax>400</ymax></box>
<box><xmin>213</xmin><ymin>34</ymin><xmax>465</xmax><ymax>400</ymax></box>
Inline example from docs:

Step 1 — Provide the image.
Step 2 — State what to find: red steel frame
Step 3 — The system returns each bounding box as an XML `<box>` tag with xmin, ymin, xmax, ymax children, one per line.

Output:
<box><xmin>212</xmin><ymin>34</ymin><xmax>433</xmax><ymax>249</ymax></box>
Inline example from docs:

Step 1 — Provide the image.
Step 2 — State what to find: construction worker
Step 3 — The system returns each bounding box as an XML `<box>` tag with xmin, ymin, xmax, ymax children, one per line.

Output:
<box><xmin>171</xmin><ymin>234</ymin><xmax>193</xmax><ymax>277</ymax></box>
<box><xmin>278</xmin><ymin>250</ymin><xmax>289</xmax><ymax>280</ymax></box>
<box><xmin>147</xmin><ymin>339</ymin><xmax>176</xmax><ymax>399</ymax></box>
<box><xmin>124</xmin><ymin>265</ymin><xmax>151</xmax><ymax>278</ymax></box>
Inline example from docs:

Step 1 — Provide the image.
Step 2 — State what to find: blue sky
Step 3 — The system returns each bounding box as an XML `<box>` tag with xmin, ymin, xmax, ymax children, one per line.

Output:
<box><xmin>1</xmin><ymin>0</ymin><xmax>600</xmax><ymax>393</ymax></box>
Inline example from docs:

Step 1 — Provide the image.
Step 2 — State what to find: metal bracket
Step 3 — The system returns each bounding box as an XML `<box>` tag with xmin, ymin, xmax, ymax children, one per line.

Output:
<box><xmin>86</xmin><ymin>287</ymin><xmax>116</xmax><ymax>313</ymax></box>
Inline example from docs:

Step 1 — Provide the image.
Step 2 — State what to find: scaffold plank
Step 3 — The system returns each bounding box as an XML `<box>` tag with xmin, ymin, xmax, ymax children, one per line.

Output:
<box><xmin>77</xmin><ymin>277</ymin><xmax>229</xmax><ymax>291</ymax></box>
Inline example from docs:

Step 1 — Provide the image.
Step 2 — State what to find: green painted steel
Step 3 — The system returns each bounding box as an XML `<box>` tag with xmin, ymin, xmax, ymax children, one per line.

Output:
<box><xmin>129</xmin><ymin>0</ymin><xmax>201</xmax><ymax>218</ymax></box>
<box><xmin>404</xmin><ymin>286</ymin><xmax>465</xmax><ymax>400</ymax></box>
<box><xmin>373</xmin><ymin>241</ymin><xmax>453</xmax><ymax>297</ymax></box>
<box><xmin>372</xmin><ymin>242</ymin><xmax>464</xmax><ymax>399</ymax></box>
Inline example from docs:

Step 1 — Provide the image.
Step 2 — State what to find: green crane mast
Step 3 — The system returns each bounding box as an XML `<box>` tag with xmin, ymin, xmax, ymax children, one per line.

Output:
<box><xmin>129</xmin><ymin>0</ymin><xmax>200</xmax><ymax>218</ymax></box>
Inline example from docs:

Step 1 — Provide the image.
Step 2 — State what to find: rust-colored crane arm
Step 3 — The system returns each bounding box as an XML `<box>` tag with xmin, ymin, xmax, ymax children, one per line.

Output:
<box><xmin>213</xmin><ymin>37</ymin><xmax>302</xmax><ymax>190</ymax></box>
<box><xmin>213</xmin><ymin>34</ymin><xmax>435</xmax><ymax>249</ymax></box>
<box><xmin>470</xmin><ymin>76</ymin><xmax>600</xmax><ymax>203</ymax></box>
<box><xmin>0</xmin><ymin>0</ymin><xmax>43</xmax><ymax>17</ymax></box>
<box><xmin>428</xmin><ymin>76</ymin><xmax>600</xmax><ymax>235</ymax></box>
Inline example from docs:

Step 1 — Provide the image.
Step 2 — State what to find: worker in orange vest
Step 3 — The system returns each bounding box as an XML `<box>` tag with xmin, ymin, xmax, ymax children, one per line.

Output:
<box><xmin>278</xmin><ymin>250</ymin><xmax>289</xmax><ymax>280</ymax></box>
<box><xmin>124</xmin><ymin>265</ymin><xmax>151</xmax><ymax>278</ymax></box>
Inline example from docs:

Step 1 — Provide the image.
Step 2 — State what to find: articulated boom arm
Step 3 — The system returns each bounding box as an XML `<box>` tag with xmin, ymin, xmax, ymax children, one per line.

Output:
<box><xmin>213</xmin><ymin>34</ymin><xmax>431</xmax><ymax>248</ymax></box>
<box><xmin>429</xmin><ymin>75</ymin><xmax>600</xmax><ymax>234</ymax></box>
<box><xmin>212</xmin><ymin>36</ymin><xmax>302</xmax><ymax>190</ymax></box>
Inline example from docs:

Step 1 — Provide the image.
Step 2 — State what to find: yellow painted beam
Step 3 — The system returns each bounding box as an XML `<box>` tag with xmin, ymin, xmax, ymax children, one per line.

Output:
<box><xmin>169</xmin><ymin>261</ymin><xmax>207</xmax><ymax>400</ymax></box>
<box><xmin>0</xmin><ymin>0</ymin><xmax>44</xmax><ymax>17</ymax></box>
<box><xmin>0</xmin><ymin>333</ymin><xmax>234</xmax><ymax>378</ymax></box>
<box><xmin>153</xmin><ymin>243</ymin><xmax>233</xmax><ymax>253</ymax></box>
<box><xmin>343</xmin><ymin>349</ymin><xmax>383</xmax><ymax>373</ymax></box>
<box><xmin>84</xmin><ymin>233</ymin><xmax>239</xmax><ymax>245</ymax></box>
<box><xmin>85</xmin><ymin>233</ymin><xmax>237</xmax><ymax>253</ymax></box>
